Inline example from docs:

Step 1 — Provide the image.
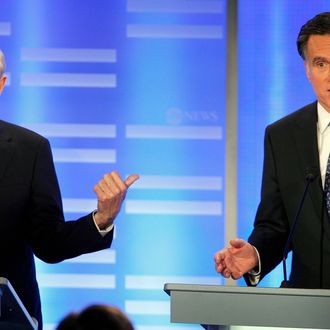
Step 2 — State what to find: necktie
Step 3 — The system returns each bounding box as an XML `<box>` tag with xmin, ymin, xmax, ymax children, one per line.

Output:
<box><xmin>324</xmin><ymin>153</ymin><xmax>330</xmax><ymax>218</ymax></box>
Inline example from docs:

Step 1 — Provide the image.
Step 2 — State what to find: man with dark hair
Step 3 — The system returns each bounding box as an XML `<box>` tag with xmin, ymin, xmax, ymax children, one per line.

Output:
<box><xmin>56</xmin><ymin>304</ymin><xmax>134</xmax><ymax>330</ymax></box>
<box><xmin>0</xmin><ymin>49</ymin><xmax>139</xmax><ymax>329</ymax></box>
<box><xmin>214</xmin><ymin>12</ymin><xmax>330</xmax><ymax>288</ymax></box>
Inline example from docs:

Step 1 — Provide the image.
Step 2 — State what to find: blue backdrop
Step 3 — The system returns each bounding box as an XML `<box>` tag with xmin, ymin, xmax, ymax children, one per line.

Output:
<box><xmin>0</xmin><ymin>1</ymin><xmax>329</xmax><ymax>329</ymax></box>
<box><xmin>0</xmin><ymin>1</ymin><xmax>225</xmax><ymax>329</ymax></box>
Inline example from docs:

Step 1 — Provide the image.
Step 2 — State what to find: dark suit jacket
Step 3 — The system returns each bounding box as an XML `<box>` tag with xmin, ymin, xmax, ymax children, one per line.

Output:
<box><xmin>247</xmin><ymin>101</ymin><xmax>330</xmax><ymax>289</ymax></box>
<box><xmin>0</xmin><ymin>120</ymin><xmax>114</xmax><ymax>328</ymax></box>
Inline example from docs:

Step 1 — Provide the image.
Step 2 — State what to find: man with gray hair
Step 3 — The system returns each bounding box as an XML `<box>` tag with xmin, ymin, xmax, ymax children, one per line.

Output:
<box><xmin>0</xmin><ymin>50</ymin><xmax>6</xmax><ymax>89</ymax></box>
<box><xmin>0</xmin><ymin>50</ymin><xmax>139</xmax><ymax>329</ymax></box>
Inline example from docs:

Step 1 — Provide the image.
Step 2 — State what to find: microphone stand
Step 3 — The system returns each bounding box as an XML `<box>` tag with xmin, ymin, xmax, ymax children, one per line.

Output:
<box><xmin>281</xmin><ymin>173</ymin><xmax>315</xmax><ymax>288</ymax></box>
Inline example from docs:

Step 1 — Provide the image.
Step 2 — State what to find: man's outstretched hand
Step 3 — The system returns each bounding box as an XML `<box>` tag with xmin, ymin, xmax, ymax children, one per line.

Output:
<box><xmin>214</xmin><ymin>238</ymin><xmax>258</xmax><ymax>280</ymax></box>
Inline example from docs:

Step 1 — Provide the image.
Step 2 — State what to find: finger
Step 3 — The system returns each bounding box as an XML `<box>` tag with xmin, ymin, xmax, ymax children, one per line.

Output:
<box><xmin>215</xmin><ymin>255</ymin><xmax>225</xmax><ymax>265</ymax></box>
<box><xmin>110</xmin><ymin>171</ymin><xmax>127</xmax><ymax>191</ymax></box>
<box><xmin>214</xmin><ymin>252</ymin><xmax>221</xmax><ymax>263</ymax></box>
<box><xmin>94</xmin><ymin>184</ymin><xmax>108</xmax><ymax>201</ymax></box>
<box><xmin>214</xmin><ymin>248</ymin><xmax>228</xmax><ymax>263</ymax></box>
<box><xmin>99</xmin><ymin>177</ymin><xmax>115</xmax><ymax>196</ymax></box>
<box><xmin>103</xmin><ymin>173</ymin><xmax>123</xmax><ymax>195</ymax></box>
<box><xmin>214</xmin><ymin>255</ymin><xmax>226</xmax><ymax>269</ymax></box>
<box><xmin>215</xmin><ymin>263</ymin><xmax>226</xmax><ymax>273</ymax></box>
<box><xmin>223</xmin><ymin>270</ymin><xmax>231</xmax><ymax>278</ymax></box>
<box><xmin>230</xmin><ymin>271</ymin><xmax>243</xmax><ymax>280</ymax></box>
<box><xmin>229</xmin><ymin>238</ymin><xmax>247</xmax><ymax>249</ymax></box>
<box><xmin>125</xmin><ymin>174</ymin><xmax>140</xmax><ymax>187</ymax></box>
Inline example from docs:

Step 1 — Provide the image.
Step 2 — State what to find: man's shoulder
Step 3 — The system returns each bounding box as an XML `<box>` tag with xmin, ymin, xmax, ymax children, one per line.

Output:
<box><xmin>267</xmin><ymin>101</ymin><xmax>317</xmax><ymax>133</ymax></box>
<box><xmin>0</xmin><ymin>120</ymin><xmax>47</xmax><ymax>145</ymax></box>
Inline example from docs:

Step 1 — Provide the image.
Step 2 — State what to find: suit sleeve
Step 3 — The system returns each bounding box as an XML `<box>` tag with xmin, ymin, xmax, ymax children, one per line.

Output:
<box><xmin>27</xmin><ymin>138</ymin><xmax>113</xmax><ymax>263</ymax></box>
<box><xmin>247</xmin><ymin>127</ymin><xmax>290</xmax><ymax>282</ymax></box>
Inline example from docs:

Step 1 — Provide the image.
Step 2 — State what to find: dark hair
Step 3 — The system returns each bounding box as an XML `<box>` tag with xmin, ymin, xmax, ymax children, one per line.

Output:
<box><xmin>297</xmin><ymin>12</ymin><xmax>330</xmax><ymax>59</ymax></box>
<box><xmin>56</xmin><ymin>313</ymin><xmax>80</xmax><ymax>330</ymax></box>
<box><xmin>57</xmin><ymin>305</ymin><xmax>134</xmax><ymax>330</ymax></box>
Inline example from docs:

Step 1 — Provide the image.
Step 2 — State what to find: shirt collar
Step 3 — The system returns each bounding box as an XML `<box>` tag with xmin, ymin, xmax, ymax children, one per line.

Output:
<box><xmin>317</xmin><ymin>102</ymin><xmax>330</xmax><ymax>134</ymax></box>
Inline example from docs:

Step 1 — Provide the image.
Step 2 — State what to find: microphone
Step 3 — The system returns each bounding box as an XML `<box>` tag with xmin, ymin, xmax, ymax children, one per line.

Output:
<box><xmin>280</xmin><ymin>168</ymin><xmax>318</xmax><ymax>288</ymax></box>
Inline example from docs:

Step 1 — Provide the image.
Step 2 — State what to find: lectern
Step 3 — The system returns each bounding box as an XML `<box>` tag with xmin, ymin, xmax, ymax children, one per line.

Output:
<box><xmin>0</xmin><ymin>277</ymin><xmax>37</xmax><ymax>329</ymax></box>
<box><xmin>164</xmin><ymin>283</ymin><xmax>330</xmax><ymax>329</ymax></box>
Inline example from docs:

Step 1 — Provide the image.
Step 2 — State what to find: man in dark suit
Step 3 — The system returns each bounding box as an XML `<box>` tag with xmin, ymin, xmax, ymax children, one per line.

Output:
<box><xmin>0</xmin><ymin>50</ymin><xmax>139</xmax><ymax>329</ymax></box>
<box><xmin>214</xmin><ymin>12</ymin><xmax>330</xmax><ymax>288</ymax></box>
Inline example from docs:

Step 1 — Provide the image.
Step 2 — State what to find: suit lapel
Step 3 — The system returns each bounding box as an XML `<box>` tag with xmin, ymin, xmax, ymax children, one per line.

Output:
<box><xmin>292</xmin><ymin>102</ymin><xmax>323</xmax><ymax>218</ymax></box>
<box><xmin>0</xmin><ymin>121</ymin><xmax>14</xmax><ymax>182</ymax></box>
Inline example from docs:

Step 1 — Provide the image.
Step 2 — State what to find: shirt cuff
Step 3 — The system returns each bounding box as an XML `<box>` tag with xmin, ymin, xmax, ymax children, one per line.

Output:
<box><xmin>92</xmin><ymin>210</ymin><xmax>114</xmax><ymax>237</ymax></box>
<box><xmin>248</xmin><ymin>246</ymin><xmax>261</xmax><ymax>285</ymax></box>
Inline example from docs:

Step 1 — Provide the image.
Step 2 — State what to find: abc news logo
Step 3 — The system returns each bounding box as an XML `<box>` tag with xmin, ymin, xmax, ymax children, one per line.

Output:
<box><xmin>166</xmin><ymin>108</ymin><xmax>220</xmax><ymax>125</ymax></box>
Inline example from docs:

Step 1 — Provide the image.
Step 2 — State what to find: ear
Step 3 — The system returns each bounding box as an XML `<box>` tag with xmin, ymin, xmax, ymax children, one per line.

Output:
<box><xmin>304</xmin><ymin>61</ymin><xmax>312</xmax><ymax>82</ymax></box>
<box><xmin>0</xmin><ymin>75</ymin><xmax>6</xmax><ymax>94</ymax></box>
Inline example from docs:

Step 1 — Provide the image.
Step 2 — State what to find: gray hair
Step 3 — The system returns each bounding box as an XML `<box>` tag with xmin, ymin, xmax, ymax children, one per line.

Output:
<box><xmin>0</xmin><ymin>50</ymin><xmax>5</xmax><ymax>77</ymax></box>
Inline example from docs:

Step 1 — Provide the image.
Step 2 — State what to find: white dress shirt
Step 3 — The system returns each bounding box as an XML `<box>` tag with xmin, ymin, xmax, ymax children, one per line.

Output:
<box><xmin>92</xmin><ymin>210</ymin><xmax>114</xmax><ymax>236</ymax></box>
<box><xmin>317</xmin><ymin>102</ymin><xmax>330</xmax><ymax>187</ymax></box>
